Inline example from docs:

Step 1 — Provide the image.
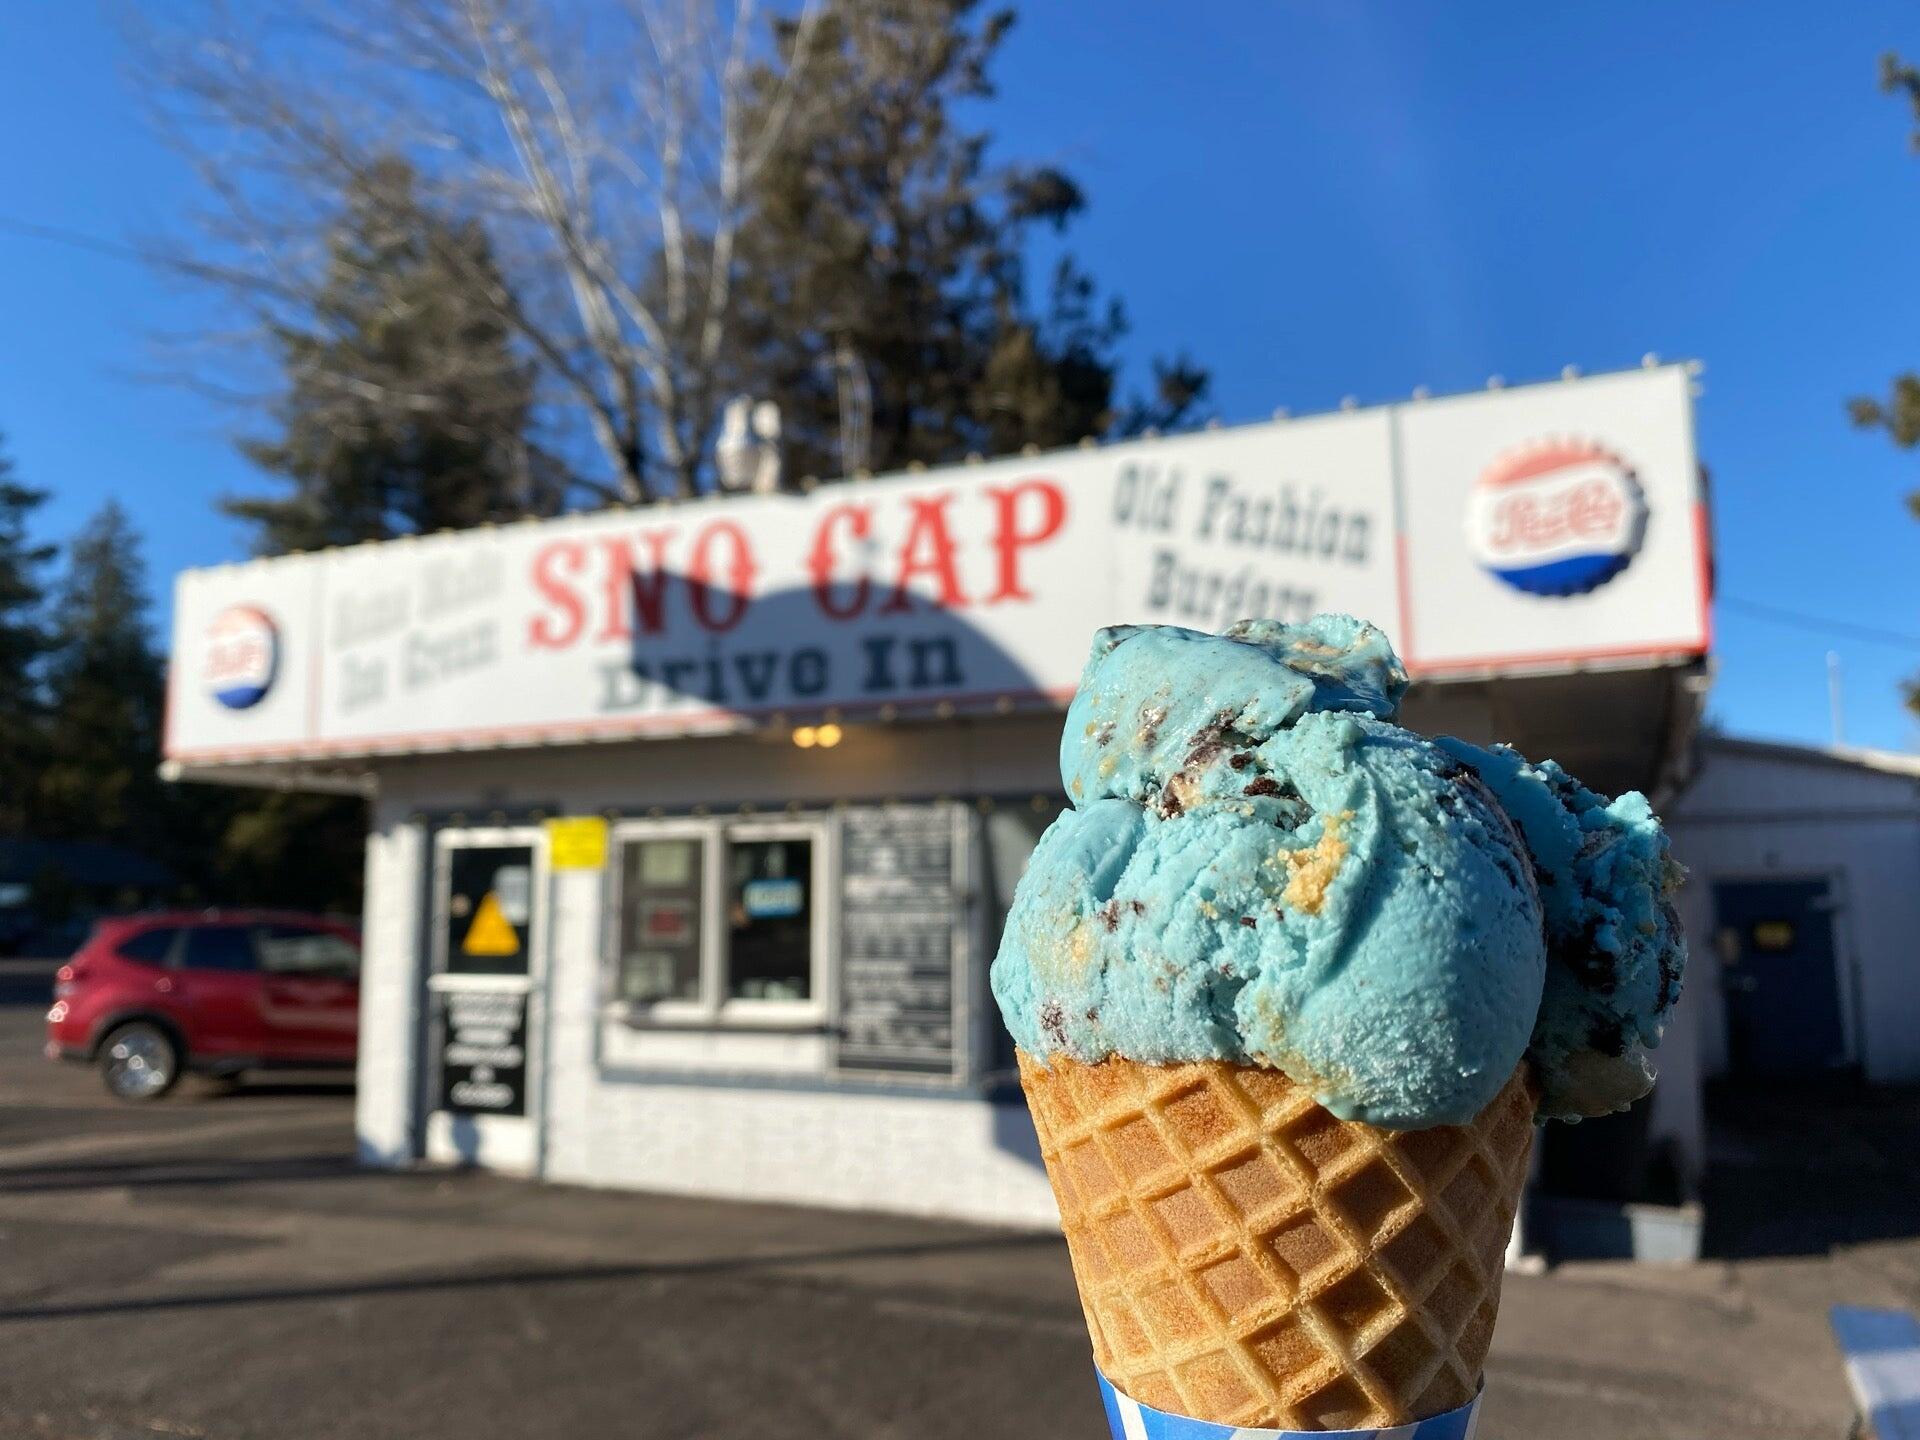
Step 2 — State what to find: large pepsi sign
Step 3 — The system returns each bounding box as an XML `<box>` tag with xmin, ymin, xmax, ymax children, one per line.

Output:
<box><xmin>1466</xmin><ymin>440</ymin><xmax>1647</xmax><ymax>597</ymax></box>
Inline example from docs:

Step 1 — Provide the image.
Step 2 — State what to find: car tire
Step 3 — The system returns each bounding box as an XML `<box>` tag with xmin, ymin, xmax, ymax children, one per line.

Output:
<box><xmin>100</xmin><ymin>1021</ymin><xmax>182</xmax><ymax>1101</ymax></box>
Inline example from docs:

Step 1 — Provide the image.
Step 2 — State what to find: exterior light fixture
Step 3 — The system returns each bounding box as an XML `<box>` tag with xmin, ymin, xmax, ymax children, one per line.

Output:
<box><xmin>792</xmin><ymin>726</ymin><xmax>818</xmax><ymax>748</ymax></box>
<box><xmin>814</xmin><ymin>723</ymin><xmax>843</xmax><ymax>748</ymax></box>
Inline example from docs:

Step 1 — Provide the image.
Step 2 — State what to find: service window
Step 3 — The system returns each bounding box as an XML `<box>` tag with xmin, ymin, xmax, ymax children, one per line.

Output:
<box><xmin>726</xmin><ymin>835</ymin><xmax>814</xmax><ymax>1003</ymax></box>
<box><xmin>615</xmin><ymin>835</ymin><xmax>706</xmax><ymax>1004</ymax></box>
<box><xmin>611</xmin><ymin>819</ymin><xmax>825</xmax><ymax>1021</ymax></box>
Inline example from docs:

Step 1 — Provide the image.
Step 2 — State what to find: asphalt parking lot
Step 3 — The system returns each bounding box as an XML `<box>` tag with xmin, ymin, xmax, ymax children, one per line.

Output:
<box><xmin>0</xmin><ymin>958</ymin><xmax>1910</xmax><ymax>1439</ymax></box>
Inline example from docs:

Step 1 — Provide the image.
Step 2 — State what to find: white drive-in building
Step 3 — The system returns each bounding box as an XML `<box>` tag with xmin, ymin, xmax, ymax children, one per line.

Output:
<box><xmin>163</xmin><ymin>364</ymin><xmax>1717</xmax><ymax>1231</ymax></box>
<box><xmin>1668</xmin><ymin>736</ymin><xmax>1920</xmax><ymax>1088</ymax></box>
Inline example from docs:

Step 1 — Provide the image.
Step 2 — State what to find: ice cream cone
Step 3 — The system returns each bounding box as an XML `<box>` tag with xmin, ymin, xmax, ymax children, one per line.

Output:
<box><xmin>1018</xmin><ymin>1050</ymin><xmax>1536</xmax><ymax>1432</ymax></box>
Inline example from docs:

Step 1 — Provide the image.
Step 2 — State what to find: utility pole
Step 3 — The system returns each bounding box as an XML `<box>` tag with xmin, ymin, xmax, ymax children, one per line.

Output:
<box><xmin>1827</xmin><ymin>650</ymin><xmax>1845</xmax><ymax>747</ymax></box>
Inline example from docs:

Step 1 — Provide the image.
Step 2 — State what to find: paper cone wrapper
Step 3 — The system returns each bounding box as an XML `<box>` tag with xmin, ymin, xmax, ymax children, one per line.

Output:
<box><xmin>1098</xmin><ymin>1370</ymin><xmax>1482</xmax><ymax>1439</ymax></box>
<box><xmin>1018</xmin><ymin>1050</ymin><xmax>1534</xmax><ymax>1432</ymax></box>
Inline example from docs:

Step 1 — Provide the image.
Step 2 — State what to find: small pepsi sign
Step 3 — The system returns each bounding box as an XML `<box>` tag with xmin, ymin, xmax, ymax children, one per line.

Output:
<box><xmin>204</xmin><ymin>605</ymin><xmax>280</xmax><ymax>710</ymax></box>
<box><xmin>1467</xmin><ymin>440</ymin><xmax>1646</xmax><ymax>596</ymax></box>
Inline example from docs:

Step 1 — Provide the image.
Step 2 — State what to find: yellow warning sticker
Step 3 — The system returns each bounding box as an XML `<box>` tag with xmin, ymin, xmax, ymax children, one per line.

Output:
<box><xmin>546</xmin><ymin>816</ymin><xmax>608</xmax><ymax>871</ymax></box>
<box><xmin>461</xmin><ymin>890</ymin><xmax>521</xmax><ymax>957</ymax></box>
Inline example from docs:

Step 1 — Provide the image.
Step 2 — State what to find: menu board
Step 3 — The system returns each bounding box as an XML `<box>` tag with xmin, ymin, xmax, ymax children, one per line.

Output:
<box><xmin>834</xmin><ymin>805</ymin><xmax>962</xmax><ymax>1081</ymax></box>
<box><xmin>437</xmin><ymin>988</ymin><xmax>528</xmax><ymax>1115</ymax></box>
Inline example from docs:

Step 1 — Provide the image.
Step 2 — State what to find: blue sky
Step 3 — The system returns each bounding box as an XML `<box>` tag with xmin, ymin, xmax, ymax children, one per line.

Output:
<box><xmin>2</xmin><ymin>2</ymin><xmax>1917</xmax><ymax>751</ymax></box>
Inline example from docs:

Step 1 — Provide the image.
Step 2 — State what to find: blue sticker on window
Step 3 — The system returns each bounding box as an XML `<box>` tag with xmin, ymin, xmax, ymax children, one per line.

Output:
<box><xmin>742</xmin><ymin>878</ymin><xmax>804</xmax><ymax>918</ymax></box>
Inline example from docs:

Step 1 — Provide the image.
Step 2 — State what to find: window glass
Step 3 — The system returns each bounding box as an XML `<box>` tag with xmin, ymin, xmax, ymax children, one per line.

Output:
<box><xmin>183</xmin><ymin>925</ymin><xmax>257</xmax><ymax>973</ymax></box>
<box><xmin>981</xmin><ymin>802</ymin><xmax>1062</xmax><ymax>1071</ymax></box>
<box><xmin>443</xmin><ymin>845</ymin><xmax>535</xmax><ymax>977</ymax></box>
<box><xmin>616</xmin><ymin>838</ymin><xmax>704</xmax><ymax>1003</ymax></box>
<box><xmin>257</xmin><ymin>924</ymin><xmax>360</xmax><ymax>978</ymax></box>
<box><xmin>726</xmin><ymin>837</ymin><xmax>812</xmax><ymax>1002</ymax></box>
<box><xmin>119</xmin><ymin>926</ymin><xmax>180</xmax><ymax>966</ymax></box>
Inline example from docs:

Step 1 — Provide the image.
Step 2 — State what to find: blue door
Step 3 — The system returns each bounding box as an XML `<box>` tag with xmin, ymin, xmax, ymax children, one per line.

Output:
<box><xmin>1714</xmin><ymin>879</ymin><xmax>1848</xmax><ymax>1077</ymax></box>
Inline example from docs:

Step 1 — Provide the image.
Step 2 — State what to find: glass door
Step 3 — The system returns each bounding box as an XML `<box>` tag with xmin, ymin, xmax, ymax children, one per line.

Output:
<box><xmin>425</xmin><ymin>827</ymin><xmax>546</xmax><ymax>1174</ymax></box>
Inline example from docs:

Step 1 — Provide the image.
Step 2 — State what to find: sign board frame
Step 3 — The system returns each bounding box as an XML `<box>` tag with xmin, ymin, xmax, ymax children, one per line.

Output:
<box><xmin>829</xmin><ymin>800</ymin><xmax>972</xmax><ymax>1087</ymax></box>
<box><xmin>163</xmin><ymin>365</ymin><xmax>1710</xmax><ymax>770</ymax></box>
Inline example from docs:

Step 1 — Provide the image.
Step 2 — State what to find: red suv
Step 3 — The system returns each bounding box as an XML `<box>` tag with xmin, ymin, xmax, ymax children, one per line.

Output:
<box><xmin>46</xmin><ymin>911</ymin><xmax>361</xmax><ymax>1100</ymax></box>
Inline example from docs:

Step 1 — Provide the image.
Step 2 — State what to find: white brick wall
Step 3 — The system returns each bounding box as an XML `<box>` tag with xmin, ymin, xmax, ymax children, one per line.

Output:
<box><xmin>1670</xmin><ymin>740</ymin><xmax>1920</xmax><ymax>1085</ymax></box>
<box><xmin>352</xmin><ymin>725</ymin><xmax>1072</xmax><ymax>1226</ymax></box>
<box><xmin>355</xmin><ymin>808</ymin><xmax>424</xmax><ymax>1165</ymax></box>
<box><xmin>535</xmin><ymin>862</ymin><xmax>1060</xmax><ymax>1228</ymax></box>
<box><xmin>542</xmin><ymin>1074</ymin><xmax>1061</xmax><ymax>1229</ymax></box>
<box><xmin>351</xmin><ymin>798</ymin><xmax>1061</xmax><ymax>1228</ymax></box>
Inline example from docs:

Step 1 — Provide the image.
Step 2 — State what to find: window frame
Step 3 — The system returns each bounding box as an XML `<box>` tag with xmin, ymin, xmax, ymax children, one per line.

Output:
<box><xmin>607</xmin><ymin>815</ymin><xmax>832</xmax><ymax>1028</ymax></box>
<box><xmin>606</xmin><ymin>818</ymin><xmax>715</xmax><ymax>1024</ymax></box>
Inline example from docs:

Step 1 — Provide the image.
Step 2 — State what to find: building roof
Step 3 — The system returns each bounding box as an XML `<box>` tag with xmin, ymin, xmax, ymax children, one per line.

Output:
<box><xmin>1704</xmin><ymin>733</ymin><xmax>1920</xmax><ymax>780</ymax></box>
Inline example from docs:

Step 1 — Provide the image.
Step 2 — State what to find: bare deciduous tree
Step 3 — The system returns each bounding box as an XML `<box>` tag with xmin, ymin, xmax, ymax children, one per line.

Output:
<box><xmin>131</xmin><ymin>0</ymin><xmax>822</xmax><ymax>504</ymax></box>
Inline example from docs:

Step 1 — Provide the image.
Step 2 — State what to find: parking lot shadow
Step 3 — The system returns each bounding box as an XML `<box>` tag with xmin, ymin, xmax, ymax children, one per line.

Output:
<box><xmin>199</xmin><ymin>1076</ymin><xmax>357</xmax><ymax>1100</ymax></box>
<box><xmin>1701</xmin><ymin>1076</ymin><xmax>1920</xmax><ymax>1259</ymax></box>
<box><xmin>0</xmin><ymin>1151</ymin><xmax>363</xmax><ymax>1195</ymax></box>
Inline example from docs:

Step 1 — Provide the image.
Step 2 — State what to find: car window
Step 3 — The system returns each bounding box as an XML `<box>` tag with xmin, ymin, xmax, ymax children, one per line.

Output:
<box><xmin>182</xmin><ymin>925</ymin><xmax>258</xmax><ymax>973</ymax></box>
<box><xmin>256</xmin><ymin>924</ymin><xmax>360</xmax><ymax>979</ymax></box>
<box><xmin>118</xmin><ymin>927</ymin><xmax>181</xmax><ymax>966</ymax></box>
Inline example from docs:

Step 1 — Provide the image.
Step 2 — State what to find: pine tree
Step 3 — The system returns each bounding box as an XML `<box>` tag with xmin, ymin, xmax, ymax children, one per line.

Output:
<box><xmin>35</xmin><ymin>501</ymin><xmax>166</xmax><ymax>848</ymax></box>
<box><xmin>229</xmin><ymin>157</ymin><xmax>558</xmax><ymax>554</ymax></box>
<box><xmin>732</xmin><ymin>0</ymin><xmax>1208</xmax><ymax>482</ymax></box>
<box><xmin>213</xmin><ymin>158</ymin><xmax>542</xmax><ymax>911</ymax></box>
<box><xmin>30</xmin><ymin>504</ymin><xmax>364</xmax><ymax>910</ymax></box>
<box><xmin>0</xmin><ymin>435</ymin><xmax>53</xmax><ymax>836</ymax></box>
<box><xmin>210</xmin><ymin>790</ymin><xmax>367</xmax><ymax>916</ymax></box>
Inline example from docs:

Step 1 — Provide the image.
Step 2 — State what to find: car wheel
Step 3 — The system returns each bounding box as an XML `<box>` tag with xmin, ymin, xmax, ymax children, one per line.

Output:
<box><xmin>100</xmin><ymin>1022</ymin><xmax>181</xmax><ymax>1101</ymax></box>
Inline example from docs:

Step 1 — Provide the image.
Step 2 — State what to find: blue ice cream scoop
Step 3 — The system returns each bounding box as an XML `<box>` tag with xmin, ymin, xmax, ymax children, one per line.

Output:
<box><xmin>990</xmin><ymin>615</ymin><xmax>1687</xmax><ymax>1129</ymax></box>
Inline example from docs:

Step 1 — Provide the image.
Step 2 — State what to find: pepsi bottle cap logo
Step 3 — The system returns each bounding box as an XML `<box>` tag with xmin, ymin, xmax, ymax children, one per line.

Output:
<box><xmin>1467</xmin><ymin>440</ymin><xmax>1646</xmax><ymax>596</ymax></box>
<box><xmin>204</xmin><ymin>605</ymin><xmax>280</xmax><ymax>710</ymax></box>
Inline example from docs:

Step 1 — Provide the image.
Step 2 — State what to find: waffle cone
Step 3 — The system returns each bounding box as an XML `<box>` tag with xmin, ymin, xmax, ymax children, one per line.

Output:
<box><xmin>1018</xmin><ymin>1050</ymin><xmax>1535</xmax><ymax>1431</ymax></box>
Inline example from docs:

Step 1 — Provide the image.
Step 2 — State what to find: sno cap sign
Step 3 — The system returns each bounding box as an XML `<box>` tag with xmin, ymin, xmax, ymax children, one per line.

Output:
<box><xmin>204</xmin><ymin>605</ymin><xmax>280</xmax><ymax>710</ymax></box>
<box><xmin>1466</xmin><ymin>440</ymin><xmax>1647</xmax><ymax>596</ymax></box>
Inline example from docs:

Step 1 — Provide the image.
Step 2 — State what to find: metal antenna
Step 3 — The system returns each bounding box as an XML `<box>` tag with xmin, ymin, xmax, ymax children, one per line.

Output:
<box><xmin>833</xmin><ymin>336</ymin><xmax>872</xmax><ymax>478</ymax></box>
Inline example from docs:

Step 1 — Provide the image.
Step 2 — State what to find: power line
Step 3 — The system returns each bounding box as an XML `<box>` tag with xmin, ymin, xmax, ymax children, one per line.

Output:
<box><xmin>0</xmin><ymin>211</ymin><xmax>294</xmax><ymax>298</ymax></box>
<box><xmin>1721</xmin><ymin>595</ymin><xmax>1920</xmax><ymax>651</ymax></box>
<box><xmin>0</xmin><ymin>213</ymin><xmax>154</xmax><ymax>266</ymax></box>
